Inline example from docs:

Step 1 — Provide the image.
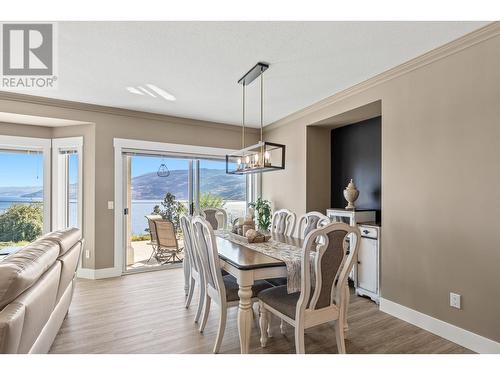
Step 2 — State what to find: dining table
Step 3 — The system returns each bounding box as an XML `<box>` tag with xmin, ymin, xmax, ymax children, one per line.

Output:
<box><xmin>215</xmin><ymin>232</ymin><xmax>303</xmax><ymax>354</ymax></box>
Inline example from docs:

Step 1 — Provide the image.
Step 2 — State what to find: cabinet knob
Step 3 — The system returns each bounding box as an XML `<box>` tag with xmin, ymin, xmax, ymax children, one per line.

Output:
<box><xmin>363</xmin><ymin>229</ymin><xmax>369</xmax><ymax>234</ymax></box>
<box><xmin>357</xmin><ymin>261</ymin><xmax>361</xmax><ymax>264</ymax></box>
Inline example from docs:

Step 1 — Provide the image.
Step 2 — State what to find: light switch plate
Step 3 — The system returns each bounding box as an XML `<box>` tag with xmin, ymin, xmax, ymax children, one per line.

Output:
<box><xmin>85</xmin><ymin>250</ymin><xmax>90</xmax><ymax>259</ymax></box>
<box><xmin>107</xmin><ymin>201</ymin><xmax>114</xmax><ymax>210</ymax></box>
<box><xmin>450</xmin><ymin>292</ymin><xmax>461</xmax><ymax>309</ymax></box>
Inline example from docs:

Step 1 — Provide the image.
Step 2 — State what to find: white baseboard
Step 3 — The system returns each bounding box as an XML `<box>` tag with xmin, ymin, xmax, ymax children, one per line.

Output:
<box><xmin>380</xmin><ymin>297</ymin><xmax>500</xmax><ymax>354</ymax></box>
<box><xmin>76</xmin><ymin>267</ymin><xmax>121</xmax><ymax>280</ymax></box>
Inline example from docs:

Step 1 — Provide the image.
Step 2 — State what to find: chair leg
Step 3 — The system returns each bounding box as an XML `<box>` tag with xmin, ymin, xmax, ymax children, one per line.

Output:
<box><xmin>259</xmin><ymin>302</ymin><xmax>269</xmax><ymax>348</ymax></box>
<box><xmin>343</xmin><ymin>284</ymin><xmax>350</xmax><ymax>332</ymax></box>
<box><xmin>280</xmin><ymin>319</ymin><xmax>285</xmax><ymax>334</ymax></box>
<box><xmin>185</xmin><ymin>276</ymin><xmax>195</xmax><ymax>308</ymax></box>
<box><xmin>334</xmin><ymin>320</ymin><xmax>346</xmax><ymax>354</ymax></box>
<box><xmin>194</xmin><ymin>280</ymin><xmax>205</xmax><ymax>323</ymax></box>
<box><xmin>199</xmin><ymin>295</ymin><xmax>211</xmax><ymax>333</ymax></box>
<box><xmin>213</xmin><ymin>303</ymin><xmax>227</xmax><ymax>354</ymax></box>
<box><xmin>295</xmin><ymin>324</ymin><xmax>305</xmax><ymax>354</ymax></box>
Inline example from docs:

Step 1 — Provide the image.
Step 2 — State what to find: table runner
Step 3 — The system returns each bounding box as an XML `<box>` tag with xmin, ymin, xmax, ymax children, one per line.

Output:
<box><xmin>216</xmin><ymin>230</ymin><xmax>314</xmax><ymax>293</ymax></box>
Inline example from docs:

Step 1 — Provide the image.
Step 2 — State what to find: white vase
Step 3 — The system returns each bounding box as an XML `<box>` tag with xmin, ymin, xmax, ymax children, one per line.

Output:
<box><xmin>343</xmin><ymin>179</ymin><xmax>359</xmax><ymax>210</ymax></box>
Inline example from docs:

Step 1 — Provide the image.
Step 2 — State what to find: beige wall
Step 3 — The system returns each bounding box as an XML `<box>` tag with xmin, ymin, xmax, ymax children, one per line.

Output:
<box><xmin>0</xmin><ymin>98</ymin><xmax>258</xmax><ymax>271</ymax></box>
<box><xmin>263</xmin><ymin>25</ymin><xmax>500</xmax><ymax>342</ymax></box>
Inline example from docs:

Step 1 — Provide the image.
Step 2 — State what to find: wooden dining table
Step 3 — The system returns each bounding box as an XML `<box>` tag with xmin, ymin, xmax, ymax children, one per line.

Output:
<box><xmin>215</xmin><ymin>232</ymin><xmax>304</xmax><ymax>354</ymax></box>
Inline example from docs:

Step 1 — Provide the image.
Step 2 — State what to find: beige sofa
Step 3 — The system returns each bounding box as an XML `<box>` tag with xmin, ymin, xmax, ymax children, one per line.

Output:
<box><xmin>0</xmin><ymin>228</ymin><xmax>83</xmax><ymax>354</ymax></box>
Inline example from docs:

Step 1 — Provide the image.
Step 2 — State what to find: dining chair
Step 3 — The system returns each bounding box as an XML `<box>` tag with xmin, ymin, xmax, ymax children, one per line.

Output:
<box><xmin>296</xmin><ymin>211</ymin><xmax>330</xmax><ymax>239</ymax></box>
<box><xmin>180</xmin><ymin>215</ymin><xmax>206</xmax><ymax>323</ymax></box>
<box><xmin>201</xmin><ymin>207</ymin><xmax>228</xmax><ymax>230</ymax></box>
<box><xmin>271</xmin><ymin>208</ymin><xmax>296</xmax><ymax>236</ymax></box>
<box><xmin>191</xmin><ymin>215</ymin><xmax>274</xmax><ymax>353</ymax></box>
<box><xmin>258</xmin><ymin>222</ymin><xmax>361</xmax><ymax>354</ymax></box>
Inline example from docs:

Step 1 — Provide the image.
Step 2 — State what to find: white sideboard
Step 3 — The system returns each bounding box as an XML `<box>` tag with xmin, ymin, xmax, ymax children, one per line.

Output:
<box><xmin>326</xmin><ymin>209</ymin><xmax>380</xmax><ymax>304</ymax></box>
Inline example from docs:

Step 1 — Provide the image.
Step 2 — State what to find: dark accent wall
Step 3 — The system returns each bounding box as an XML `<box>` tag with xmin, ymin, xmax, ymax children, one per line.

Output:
<box><xmin>331</xmin><ymin>116</ymin><xmax>381</xmax><ymax>222</ymax></box>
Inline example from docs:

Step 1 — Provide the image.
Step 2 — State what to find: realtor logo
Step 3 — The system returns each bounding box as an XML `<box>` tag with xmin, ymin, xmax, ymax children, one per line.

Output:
<box><xmin>1</xmin><ymin>23</ymin><xmax>57</xmax><ymax>89</ymax></box>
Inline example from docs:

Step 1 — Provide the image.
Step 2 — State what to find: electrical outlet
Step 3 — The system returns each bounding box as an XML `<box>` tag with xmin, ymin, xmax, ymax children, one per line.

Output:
<box><xmin>85</xmin><ymin>250</ymin><xmax>90</xmax><ymax>259</ymax></box>
<box><xmin>107</xmin><ymin>201</ymin><xmax>114</xmax><ymax>210</ymax></box>
<box><xmin>450</xmin><ymin>292</ymin><xmax>461</xmax><ymax>309</ymax></box>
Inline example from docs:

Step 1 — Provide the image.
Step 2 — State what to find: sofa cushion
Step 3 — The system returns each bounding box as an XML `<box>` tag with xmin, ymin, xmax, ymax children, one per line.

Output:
<box><xmin>56</xmin><ymin>243</ymin><xmax>81</xmax><ymax>303</ymax></box>
<box><xmin>43</xmin><ymin>227</ymin><xmax>82</xmax><ymax>256</ymax></box>
<box><xmin>0</xmin><ymin>240</ymin><xmax>59</xmax><ymax>309</ymax></box>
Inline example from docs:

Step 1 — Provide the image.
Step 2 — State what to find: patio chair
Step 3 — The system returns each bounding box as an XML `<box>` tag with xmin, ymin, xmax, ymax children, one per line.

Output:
<box><xmin>145</xmin><ymin>214</ymin><xmax>162</xmax><ymax>263</ymax></box>
<box><xmin>152</xmin><ymin>219</ymin><xmax>183</xmax><ymax>264</ymax></box>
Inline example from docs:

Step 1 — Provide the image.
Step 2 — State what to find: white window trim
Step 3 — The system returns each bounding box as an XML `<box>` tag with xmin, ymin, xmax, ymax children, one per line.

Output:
<box><xmin>113</xmin><ymin>138</ymin><xmax>245</xmax><ymax>276</ymax></box>
<box><xmin>0</xmin><ymin>135</ymin><xmax>51</xmax><ymax>234</ymax></box>
<box><xmin>51</xmin><ymin>137</ymin><xmax>83</xmax><ymax>231</ymax></box>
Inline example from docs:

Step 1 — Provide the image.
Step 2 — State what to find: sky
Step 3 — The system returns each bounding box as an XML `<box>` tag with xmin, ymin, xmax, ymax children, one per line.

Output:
<box><xmin>130</xmin><ymin>155</ymin><xmax>226</xmax><ymax>178</ymax></box>
<box><xmin>0</xmin><ymin>151</ymin><xmax>78</xmax><ymax>188</ymax></box>
<box><xmin>0</xmin><ymin>151</ymin><xmax>226</xmax><ymax>187</ymax></box>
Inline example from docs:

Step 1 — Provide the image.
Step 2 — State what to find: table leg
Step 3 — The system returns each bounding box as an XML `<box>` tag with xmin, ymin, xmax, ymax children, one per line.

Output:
<box><xmin>237</xmin><ymin>284</ymin><xmax>253</xmax><ymax>354</ymax></box>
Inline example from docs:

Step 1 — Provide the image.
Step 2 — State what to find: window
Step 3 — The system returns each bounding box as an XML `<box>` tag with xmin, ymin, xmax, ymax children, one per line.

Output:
<box><xmin>52</xmin><ymin>137</ymin><xmax>83</xmax><ymax>230</ymax></box>
<box><xmin>0</xmin><ymin>135</ymin><xmax>51</xmax><ymax>252</ymax></box>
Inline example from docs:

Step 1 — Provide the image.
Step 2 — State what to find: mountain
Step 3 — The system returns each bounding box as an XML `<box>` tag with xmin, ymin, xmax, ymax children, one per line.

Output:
<box><xmin>131</xmin><ymin>168</ymin><xmax>245</xmax><ymax>200</ymax></box>
<box><xmin>0</xmin><ymin>186</ymin><xmax>42</xmax><ymax>198</ymax></box>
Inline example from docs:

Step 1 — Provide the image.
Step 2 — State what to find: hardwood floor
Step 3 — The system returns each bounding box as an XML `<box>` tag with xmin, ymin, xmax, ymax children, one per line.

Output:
<box><xmin>50</xmin><ymin>269</ymin><xmax>472</xmax><ymax>354</ymax></box>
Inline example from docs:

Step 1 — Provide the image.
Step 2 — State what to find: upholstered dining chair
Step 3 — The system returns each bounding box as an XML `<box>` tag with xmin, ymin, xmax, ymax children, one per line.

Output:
<box><xmin>201</xmin><ymin>207</ymin><xmax>228</xmax><ymax>230</ymax></box>
<box><xmin>258</xmin><ymin>222</ymin><xmax>361</xmax><ymax>354</ymax></box>
<box><xmin>296</xmin><ymin>211</ymin><xmax>331</xmax><ymax>239</ymax></box>
<box><xmin>191</xmin><ymin>215</ymin><xmax>274</xmax><ymax>353</ymax></box>
<box><xmin>271</xmin><ymin>208</ymin><xmax>296</xmax><ymax>236</ymax></box>
<box><xmin>180</xmin><ymin>215</ymin><xmax>206</xmax><ymax>324</ymax></box>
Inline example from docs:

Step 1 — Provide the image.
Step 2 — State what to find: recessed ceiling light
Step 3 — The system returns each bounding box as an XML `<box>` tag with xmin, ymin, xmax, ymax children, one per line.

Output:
<box><xmin>126</xmin><ymin>87</ymin><xmax>144</xmax><ymax>95</ymax></box>
<box><xmin>137</xmin><ymin>86</ymin><xmax>156</xmax><ymax>97</ymax></box>
<box><xmin>146</xmin><ymin>84</ymin><xmax>176</xmax><ymax>101</ymax></box>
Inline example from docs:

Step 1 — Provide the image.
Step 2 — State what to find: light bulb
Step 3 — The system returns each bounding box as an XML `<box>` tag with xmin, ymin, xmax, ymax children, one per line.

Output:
<box><xmin>264</xmin><ymin>151</ymin><xmax>270</xmax><ymax>161</ymax></box>
<box><xmin>237</xmin><ymin>158</ymin><xmax>241</xmax><ymax>165</ymax></box>
<box><xmin>245</xmin><ymin>155</ymin><xmax>250</xmax><ymax>164</ymax></box>
<box><xmin>254</xmin><ymin>153</ymin><xmax>259</xmax><ymax>162</ymax></box>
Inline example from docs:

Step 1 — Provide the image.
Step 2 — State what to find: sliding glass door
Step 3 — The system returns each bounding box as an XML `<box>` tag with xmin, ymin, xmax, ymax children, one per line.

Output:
<box><xmin>198</xmin><ymin>158</ymin><xmax>247</xmax><ymax>226</ymax></box>
<box><xmin>123</xmin><ymin>153</ymin><xmax>193</xmax><ymax>271</ymax></box>
<box><xmin>122</xmin><ymin>151</ymin><xmax>250</xmax><ymax>273</ymax></box>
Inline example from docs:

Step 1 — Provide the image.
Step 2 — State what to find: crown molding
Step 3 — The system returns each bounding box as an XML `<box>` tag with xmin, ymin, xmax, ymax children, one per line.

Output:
<box><xmin>267</xmin><ymin>21</ymin><xmax>500</xmax><ymax>131</ymax></box>
<box><xmin>0</xmin><ymin>91</ymin><xmax>259</xmax><ymax>134</ymax></box>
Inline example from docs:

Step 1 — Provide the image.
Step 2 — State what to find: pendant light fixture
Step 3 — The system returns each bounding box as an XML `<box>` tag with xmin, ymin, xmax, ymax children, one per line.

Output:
<box><xmin>226</xmin><ymin>62</ymin><xmax>286</xmax><ymax>175</ymax></box>
<box><xmin>157</xmin><ymin>158</ymin><xmax>170</xmax><ymax>177</ymax></box>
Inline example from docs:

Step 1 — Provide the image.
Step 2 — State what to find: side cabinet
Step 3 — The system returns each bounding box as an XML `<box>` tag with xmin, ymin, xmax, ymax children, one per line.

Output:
<box><xmin>355</xmin><ymin>224</ymin><xmax>380</xmax><ymax>303</ymax></box>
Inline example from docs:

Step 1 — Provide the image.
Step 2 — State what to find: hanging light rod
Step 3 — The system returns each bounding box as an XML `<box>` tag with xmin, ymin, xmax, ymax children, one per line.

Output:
<box><xmin>226</xmin><ymin>61</ymin><xmax>286</xmax><ymax>175</ymax></box>
<box><xmin>237</xmin><ymin>62</ymin><xmax>269</xmax><ymax>86</ymax></box>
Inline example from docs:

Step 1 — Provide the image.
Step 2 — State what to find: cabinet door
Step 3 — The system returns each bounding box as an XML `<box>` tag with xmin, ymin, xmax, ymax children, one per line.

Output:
<box><xmin>357</xmin><ymin>237</ymin><xmax>378</xmax><ymax>293</ymax></box>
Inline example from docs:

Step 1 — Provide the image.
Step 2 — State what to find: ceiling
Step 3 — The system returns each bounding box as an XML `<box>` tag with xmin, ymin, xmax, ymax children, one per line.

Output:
<box><xmin>0</xmin><ymin>112</ymin><xmax>90</xmax><ymax>127</ymax></box>
<box><xmin>3</xmin><ymin>21</ymin><xmax>489</xmax><ymax>127</ymax></box>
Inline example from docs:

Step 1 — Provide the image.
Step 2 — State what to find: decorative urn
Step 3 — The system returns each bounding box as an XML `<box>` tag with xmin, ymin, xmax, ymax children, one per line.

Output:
<box><xmin>343</xmin><ymin>179</ymin><xmax>359</xmax><ymax>210</ymax></box>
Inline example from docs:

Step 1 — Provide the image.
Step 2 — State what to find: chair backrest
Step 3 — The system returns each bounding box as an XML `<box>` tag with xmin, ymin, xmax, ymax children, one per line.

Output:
<box><xmin>153</xmin><ymin>219</ymin><xmax>178</xmax><ymax>249</ymax></box>
<box><xmin>296</xmin><ymin>222</ymin><xmax>360</xmax><ymax>318</ymax></box>
<box><xmin>180</xmin><ymin>215</ymin><xmax>199</xmax><ymax>273</ymax></box>
<box><xmin>271</xmin><ymin>209</ymin><xmax>296</xmax><ymax>236</ymax></box>
<box><xmin>191</xmin><ymin>216</ymin><xmax>226</xmax><ymax>299</ymax></box>
<box><xmin>145</xmin><ymin>214</ymin><xmax>162</xmax><ymax>242</ymax></box>
<box><xmin>296</xmin><ymin>211</ymin><xmax>331</xmax><ymax>239</ymax></box>
<box><xmin>201</xmin><ymin>208</ymin><xmax>227</xmax><ymax>230</ymax></box>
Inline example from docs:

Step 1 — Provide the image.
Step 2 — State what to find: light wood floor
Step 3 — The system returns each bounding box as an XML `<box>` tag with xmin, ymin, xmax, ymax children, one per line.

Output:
<box><xmin>50</xmin><ymin>269</ymin><xmax>472</xmax><ymax>354</ymax></box>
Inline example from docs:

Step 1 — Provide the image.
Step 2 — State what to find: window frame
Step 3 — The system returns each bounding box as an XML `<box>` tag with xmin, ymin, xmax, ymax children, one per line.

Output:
<box><xmin>52</xmin><ymin>137</ymin><xmax>83</xmax><ymax>231</ymax></box>
<box><xmin>0</xmin><ymin>135</ymin><xmax>51</xmax><ymax>234</ymax></box>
